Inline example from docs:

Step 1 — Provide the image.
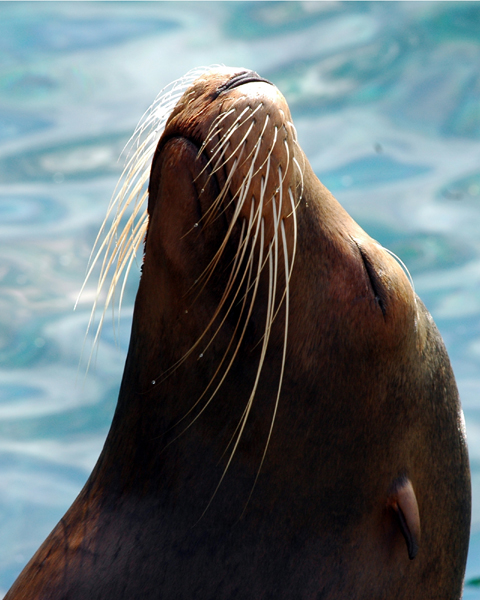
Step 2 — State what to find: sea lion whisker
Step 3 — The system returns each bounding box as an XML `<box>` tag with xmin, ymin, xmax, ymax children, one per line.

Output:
<box><xmin>84</xmin><ymin>198</ymin><xmax>147</xmax><ymax>353</ymax></box>
<box><xmin>131</xmin><ymin>95</ymin><xmax>178</xmax><ymax>141</ymax></box>
<box><xmin>103</xmin><ymin>218</ymin><xmax>147</xmax><ymax>346</ymax></box>
<box><xmin>250</xmin><ymin>124</ymin><xmax>278</xmax><ymax>182</ymax></box>
<box><xmin>185</xmin><ymin>162</ymin><xmax>249</xmax><ymax>299</ymax></box>
<box><xmin>235</xmin><ymin>123</ymin><xmax>279</xmax><ymax>190</ymax></box>
<box><xmin>234</xmin><ymin>113</ymin><xmax>270</xmax><ymax>170</ymax></box>
<box><xmin>156</xmin><ymin>192</ymin><xmax>261</xmax><ymax>387</ymax></box>
<box><xmin>238</xmin><ymin>120</ymin><xmax>280</xmax><ymax>187</ymax></box>
<box><xmin>241</xmin><ymin>146</ymin><xmax>275</xmax><ymax>281</ymax></box>
<box><xmin>193</xmin><ymin>198</ymin><xmax>265</xmax><ymax>452</ymax></box>
<box><xmin>185</xmin><ymin>211</ymin><xmax>247</xmax><ymax>327</ymax></box>
<box><xmin>240</xmin><ymin>218</ymin><xmax>292</xmax><ymax>518</ymax></box>
<box><xmin>227</xmin><ymin>194</ymin><xmax>267</xmax><ymax>305</ymax></box>
<box><xmin>196</xmin><ymin>151</ymin><xmax>244</xmax><ymax>233</ymax></box>
<box><xmin>96</xmin><ymin>196</ymin><xmax>147</xmax><ymax>301</ymax></box>
<box><xmin>210</xmin><ymin>132</ymin><xmax>266</xmax><ymax>310</ymax></box>
<box><xmin>97</xmin><ymin>146</ymin><xmax>153</xmax><ymax>255</ymax></box>
<box><xmin>199</xmin><ymin>104</ymin><xmax>255</xmax><ymax>172</ymax></box>
<box><xmin>128</xmin><ymin>99</ymin><xmax>174</xmax><ymax>146</ymax></box>
<box><xmin>159</xmin><ymin>198</ymin><xmax>261</xmax><ymax>435</ymax></box>
<box><xmin>382</xmin><ymin>245</ymin><xmax>419</xmax><ymax>323</ymax></box>
<box><xmin>196</xmin><ymin>121</ymin><xmax>232</xmax><ymax>163</ymax></box>
<box><xmin>262</xmin><ymin>168</ymin><xmax>288</xmax><ymax>327</ymax></box>
<box><xmin>110</xmin><ymin>214</ymin><xmax>149</xmax><ymax>327</ymax></box>
<box><xmin>235</xmin><ymin>124</ymin><xmax>266</xmax><ymax>201</ymax></box>
<box><xmin>103</xmin><ymin>211</ymin><xmax>146</xmax><ymax>307</ymax></box>
<box><xmin>123</xmin><ymin>99</ymin><xmax>184</xmax><ymax>184</ymax></box>
<box><xmin>217</xmin><ymin>212</ymin><xmax>263</xmax><ymax>287</ymax></box>
<box><xmin>152</xmin><ymin>203</ymin><xmax>258</xmax><ymax>389</ymax></box>
<box><xmin>84</xmin><ymin>69</ymin><xmax>212</xmax><ymax>308</ymax></box>
<box><xmin>248</xmin><ymin>183</ymin><xmax>283</xmax><ymax>351</ymax></box>
<box><xmin>130</xmin><ymin>66</ymin><xmax>210</xmax><ymax>137</ymax></box>
<box><xmin>222</xmin><ymin>230</ymin><xmax>276</xmax><ymax>465</ymax></box>
<box><xmin>205</xmin><ymin>119</ymin><xmax>257</xmax><ymax>181</ymax></box>
<box><xmin>212</xmin><ymin>169</ymin><xmax>250</xmax><ymax>223</ymax></box>
<box><xmin>106</xmin><ymin>177</ymin><xmax>148</xmax><ymax>248</ymax></box>
<box><xmin>284</xmin><ymin>187</ymin><xmax>300</xmax><ymax>217</ymax></box>
<box><xmin>80</xmin><ymin>146</ymin><xmax>152</xmax><ymax>314</ymax></box>
<box><xmin>382</xmin><ymin>246</ymin><xmax>415</xmax><ymax>294</ymax></box>
<box><xmin>198</xmin><ymin>185</ymin><xmax>263</xmax><ymax>319</ymax></box>
<box><xmin>203</xmin><ymin>103</ymin><xmax>265</xmax><ymax>176</ymax></box>
<box><xmin>286</xmin><ymin>120</ymin><xmax>299</xmax><ymax>144</ymax></box>
<box><xmin>196</xmin><ymin>107</ymin><xmax>238</xmax><ymax>158</ymax></box>
<box><xmin>201</xmin><ymin>108</ymin><xmax>246</xmax><ymax>161</ymax></box>
<box><xmin>282</xmin><ymin>140</ymin><xmax>291</xmax><ymax>179</ymax></box>
<box><xmin>85</xmin><ymin>88</ymin><xmax>268</xmax><ymax>365</ymax></box>
<box><xmin>79</xmin><ymin>179</ymin><xmax>142</xmax><ymax>304</ymax></box>
<box><xmin>115</xmin><ymin>230</ymin><xmax>145</xmax><ymax>332</ymax></box>
<box><xmin>200</xmin><ymin>129</ymin><xmax>265</xmax><ymax>286</ymax></box>
<box><xmin>117</xmin><ymin>66</ymin><xmax>212</xmax><ymax>169</ymax></box>
<box><xmin>292</xmin><ymin>156</ymin><xmax>305</xmax><ymax>199</ymax></box>
<box><xmin>198</xmin><ymin>139</ymin><xmax>234</xmax><ymax>191</ymax></box>
<box><xmin>196</xmin><ymin>219</ymin><xmax>267</xmax><ymax>521</ymax></box>
<box><xmin>264</xmin><ymin>183</ymin><xmax>298</xmax><ymax>331</ymax></box>
<box><xmin>287</xmin><ymin>188</ymin><xmax>298</xmax><ymax>278</ymax></box>
<box><xmin>89</xmin><ymin>216</ymin><xmax>148</xmax><ymax>359</ymax></box>
<box><xmin>121</xmin><ymin>134</ymin><xmax>159</xmax><ymax>178</ymax></box>
<box><xmin>106</xmin><ymin>163</ymin><xmax>148</xmax><ymax>227</ymax></box>
<box><xmin>80</xmin><ymin>215</ymin><xmax>133</xmax><ymax>344</ymax></box>
<box><xmin>163</xmin><ymin>233</ymin><xmax>259</xmax><ymax>447</ymax></box>
<box><xmin>198</xmin><ymin>143</ymin><xmax>236</xmax><ymax>208</ymax></box>
<box><xmin>176</xmin><ymin>278</ymin><xmax>258</xmax><ymax>486</ymax></box>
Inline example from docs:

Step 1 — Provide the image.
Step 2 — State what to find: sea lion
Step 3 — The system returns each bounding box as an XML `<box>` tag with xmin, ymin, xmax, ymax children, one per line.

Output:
<box><xmin>5</xmin><ymin>66</ymin><xmax>470</xmax><ymax>600</ymax></box>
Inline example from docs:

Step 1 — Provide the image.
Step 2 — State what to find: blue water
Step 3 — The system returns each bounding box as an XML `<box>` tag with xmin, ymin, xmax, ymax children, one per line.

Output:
<box><xmin>1</xmin><ymin>1</ymin><xmax>479</xmax><ymax>595</ymax></box>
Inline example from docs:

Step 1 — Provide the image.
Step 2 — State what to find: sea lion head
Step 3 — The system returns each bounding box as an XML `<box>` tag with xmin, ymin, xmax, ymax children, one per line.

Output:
<box><xmin>129</xmin><ymin>66</ymin><xmax>421</xmax><ymax>427</ymax></box>
<box><xmin>127</xmin><ymin>66</ymin><xmax>418</xmax><ymax>386</ymax></box>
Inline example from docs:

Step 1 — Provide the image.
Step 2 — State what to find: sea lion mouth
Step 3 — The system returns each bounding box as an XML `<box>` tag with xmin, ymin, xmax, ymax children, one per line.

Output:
<box><xmin>216</xmin><ymin>70</ymin><xmax>274</xmax><ymax>95</ymax></box>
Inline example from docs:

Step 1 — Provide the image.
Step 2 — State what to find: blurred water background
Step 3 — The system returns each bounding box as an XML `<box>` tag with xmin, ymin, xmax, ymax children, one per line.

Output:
<box><xmin>1</xmin><ymin>1</ymin><xmax>479</xmax><ymax>596</ymax></box>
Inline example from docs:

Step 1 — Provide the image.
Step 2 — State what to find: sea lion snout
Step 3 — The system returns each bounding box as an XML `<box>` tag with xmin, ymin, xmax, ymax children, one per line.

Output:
<box><xmin>146</xmin><ymin>68</ymin><xmax>301</xmax><ymax>333</ymax></box>
<box><xmin>155</xmin><ymin>67</ymin><xmax>300</xmax><ymax>231</ymax></box>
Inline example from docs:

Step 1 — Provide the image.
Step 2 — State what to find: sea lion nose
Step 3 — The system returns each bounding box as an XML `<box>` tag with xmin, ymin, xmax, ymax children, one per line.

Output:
<box><xmin>216</xmin><ymin>70</ymin><xmax>274</xmax><ymax>94</ymax></box>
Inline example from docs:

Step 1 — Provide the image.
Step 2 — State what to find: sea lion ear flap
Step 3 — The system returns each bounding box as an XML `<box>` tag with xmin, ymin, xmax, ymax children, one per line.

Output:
<box><xmin>387</xmin><ymin>476</ymin><xmax>421</xmax><ymax>560</ymax></box>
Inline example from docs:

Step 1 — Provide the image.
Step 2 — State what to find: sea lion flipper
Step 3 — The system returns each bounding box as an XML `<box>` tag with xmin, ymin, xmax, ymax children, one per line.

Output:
<box><xmin>387</xmin><ymin>477</ymin><xmax>421</xmax><ymax>560</ymax></box>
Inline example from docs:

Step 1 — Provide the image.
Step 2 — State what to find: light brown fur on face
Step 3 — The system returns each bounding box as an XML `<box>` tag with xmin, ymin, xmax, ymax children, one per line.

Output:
<box><xmin>5</xmin><ymin>67</ymin><xmax>470</xmax><ymax>600</ymax></box>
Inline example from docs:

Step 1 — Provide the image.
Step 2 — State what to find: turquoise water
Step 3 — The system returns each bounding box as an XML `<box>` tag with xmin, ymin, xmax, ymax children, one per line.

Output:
<box><xmin>1</xmin><ymin>1</ymin><xmax>480</xmax><ymax>595</ymax></box>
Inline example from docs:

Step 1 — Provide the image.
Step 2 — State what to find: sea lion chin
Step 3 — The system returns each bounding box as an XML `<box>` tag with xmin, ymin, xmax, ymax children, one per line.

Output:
<box><xmin>5</xmin><ymin>66</ymin><xmax>470</xmax><ymax>600</ymax></box>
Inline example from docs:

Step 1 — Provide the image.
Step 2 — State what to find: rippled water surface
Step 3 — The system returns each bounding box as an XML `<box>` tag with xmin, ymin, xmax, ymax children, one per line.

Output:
<box><xmin>1</xmin><ymin>2</ymin><xmax>480</xmax><ymax>596</ymax></box>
